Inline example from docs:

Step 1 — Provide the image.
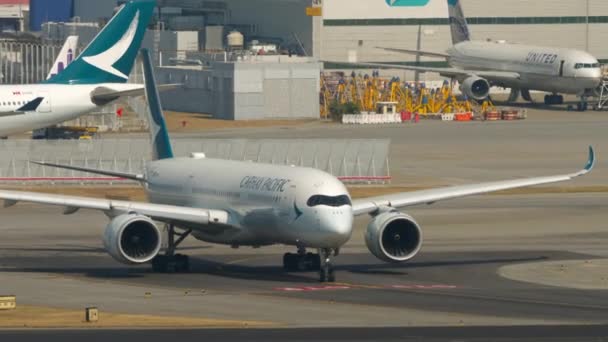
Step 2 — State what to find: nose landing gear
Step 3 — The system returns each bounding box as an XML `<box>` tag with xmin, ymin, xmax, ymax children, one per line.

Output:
<box><xmin>319</xmin><ymin>248</ymin><xmax>338</xmax><ymax>283</ymax></box>
<box><xmin>576</xmin><ymin>96</ymin><xmax>589</xmax><ymax>111</ymax></box>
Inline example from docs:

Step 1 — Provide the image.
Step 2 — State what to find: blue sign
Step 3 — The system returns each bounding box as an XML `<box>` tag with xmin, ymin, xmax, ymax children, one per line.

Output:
<box><xmin>385</xmin><ymin>0</ymin><xmax>431</xmax><ymax>7</ymax></box>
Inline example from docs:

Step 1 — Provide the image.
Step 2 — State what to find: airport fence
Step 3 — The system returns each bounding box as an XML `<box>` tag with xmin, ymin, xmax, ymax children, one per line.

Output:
<box><xmin>0</xmin><ymin>41</ymin><xmax>63</xmax><ymax>84</ymax></box>
<box><xmin>0</xmin><ymin>139</ymin><xmax>391</xmax><ymax>185</ymax></box>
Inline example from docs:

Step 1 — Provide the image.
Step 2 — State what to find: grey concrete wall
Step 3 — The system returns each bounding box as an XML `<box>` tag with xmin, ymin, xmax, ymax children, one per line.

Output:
<box><xmin>157</xmin><ymin>58</ymin><xmax>321</xmax><ymax>120</ymax></box>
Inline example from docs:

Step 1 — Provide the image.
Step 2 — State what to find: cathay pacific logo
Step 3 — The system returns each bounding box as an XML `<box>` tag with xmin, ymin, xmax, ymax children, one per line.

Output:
<box><xmin>82</xmin><ymin>10</ymin><xmax>140</xmax><ymax>80</ymax></box>
<box><xmin>385</xmin><ymin>0</ymin><xmax>430</xmax><ymax>6</ymax></box>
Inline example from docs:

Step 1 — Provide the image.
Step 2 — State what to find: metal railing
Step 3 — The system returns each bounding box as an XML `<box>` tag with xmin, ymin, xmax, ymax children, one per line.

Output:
<box><xmin>0</xmin><ymin>139</ymin><xmax>391</xmax><ymax>185</ymax></box>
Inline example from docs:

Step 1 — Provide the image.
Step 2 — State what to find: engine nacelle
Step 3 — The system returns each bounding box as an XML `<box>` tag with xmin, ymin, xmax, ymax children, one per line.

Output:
<box><xmin>103</xmin><ymin>214</ymin><xmax>162</xmax><ymax>265</ymax></box>
<box><xmin>365</xmin><ymin>212</ymin><xmax>423</xmax><ymax>263</ymax></box>
<box><xmin>461</xmin><ymin>76</ymin><xmax>490</xmax><ymax>101</ymax></box>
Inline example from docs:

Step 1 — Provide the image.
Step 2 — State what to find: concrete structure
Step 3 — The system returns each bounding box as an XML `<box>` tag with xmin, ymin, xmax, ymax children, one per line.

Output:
<box><xmin>0</xmin><ymin>0</ymin><xmax>27</xmax><ymax>32</ymax></box>
<box><xmin>156</xmin><ymin>55</ymin><xmax>321</xmax><ymax>120</ymax></box>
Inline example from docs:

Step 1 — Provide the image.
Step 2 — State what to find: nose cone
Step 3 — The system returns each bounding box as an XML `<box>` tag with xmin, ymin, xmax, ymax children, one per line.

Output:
<box><xmin>319</xmin><ymin>208</ymin><xmax>353</xmax><ymax>247</ymax></box>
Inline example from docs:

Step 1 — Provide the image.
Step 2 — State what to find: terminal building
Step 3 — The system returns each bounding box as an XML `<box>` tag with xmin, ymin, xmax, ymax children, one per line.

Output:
<box><xmin>65</xmin><ymin>0</ymin><xmax>608</xmax><ymax>61</ymax></box>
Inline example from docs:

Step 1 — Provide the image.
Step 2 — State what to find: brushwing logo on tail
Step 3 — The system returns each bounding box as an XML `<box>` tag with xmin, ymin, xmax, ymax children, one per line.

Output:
<box><xmin>385</xmin><ymin>0</ymin><xmax>430</xmax><ymax>6</ymax></box>
<box><xmin>82</xmin><ymin>10</ymin><xmax>140</xmax><ymax>80</ymax></box>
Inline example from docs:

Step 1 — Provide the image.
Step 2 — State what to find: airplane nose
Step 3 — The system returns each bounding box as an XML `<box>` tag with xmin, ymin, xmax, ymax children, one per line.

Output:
<box><xmin>319</xmin><ymin>209</ymin><xmax>353</xmax><ymax>246</ymax></box>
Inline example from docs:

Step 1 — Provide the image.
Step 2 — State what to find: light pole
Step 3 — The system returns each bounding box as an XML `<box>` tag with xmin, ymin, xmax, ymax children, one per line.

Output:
<box><xmin>585</xmin><ymin>0</ymin><xmax>589</xmax><ymax>52</ymax></box>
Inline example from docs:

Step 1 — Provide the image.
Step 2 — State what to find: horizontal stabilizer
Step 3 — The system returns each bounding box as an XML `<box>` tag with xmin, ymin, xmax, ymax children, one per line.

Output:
<box><xmin>17</xmin><ymin>97</ymin><xmax>44</xmax><ymax>112</ymax></box>
<box><xmin>0</xmin><ymin>97</ymin><xmax>45</xmax><ymax>117</ymax></box>
<box><xmin>31</xmin><ymin>161</ymin><xmax>145</xmax><ymax>182</ymax></box>
<box><xmin>376</xmin><ymin>47</ymin><xmax>449</xmax><ymax>59</ymax></box>
<box><xmin>91</xmin><ymin>84</ymin><xmax>181</xmax><ymax>103</ymax></box>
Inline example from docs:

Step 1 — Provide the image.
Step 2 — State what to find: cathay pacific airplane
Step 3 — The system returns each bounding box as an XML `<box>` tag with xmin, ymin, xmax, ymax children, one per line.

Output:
<box><xmin>0</xmin><ymin>0</ymin><xmax>162</xmax><ymax>137</ymax></box>
<box><xmin>336</xmin><ymin>0</ymin><xmax>603</xmax><ymax>110</ymax></box>
<box><xmin>0</xmin><ymin>49</ymin><xmax>595</xmax><ymax>282</ymax></box>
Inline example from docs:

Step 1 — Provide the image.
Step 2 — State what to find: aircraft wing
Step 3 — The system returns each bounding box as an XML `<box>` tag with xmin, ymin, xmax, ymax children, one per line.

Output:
<box><xmin>0</xmin><ymin>189</ymin><xmax>229</xmax><ymax>227</ymax></box>
<box><xmin>325</xmin><ymin>61</ymin><xmax>520</xmax><ymax>81</ymax></box>
<box><xmin>0</xmin><ymin>97</ymin><xmax>45</xmax><ymax>117</ymax></box>
<box><xmin>352</xmin><ymin>147</ymin><xmax>595</xmax><ymax>216</ymax></box>
<box><xmin>375</xmin><ymin>47</ymin><xmax>450</xmax><ymax>59</ymax></box>
<box><xmin>90</xmin><ymin>84</ymin><xmax>182</xmax><ymax>103</ymax></box>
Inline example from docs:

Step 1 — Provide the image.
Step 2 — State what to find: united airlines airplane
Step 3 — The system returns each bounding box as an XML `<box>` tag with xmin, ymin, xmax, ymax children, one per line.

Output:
<box><xmin>0</xmin><ymin>0</ymin><xmax>169</xmax><ymax>137</ymax></box>
<box><xmin>340</xmin><ymin>0</ymin><xmax>603</xmax><ymax>110</ymax></box>
<box><xmin>0</xmin><ymin>50</ymin><xmax>594</xmax><ymax>282</ymax></box>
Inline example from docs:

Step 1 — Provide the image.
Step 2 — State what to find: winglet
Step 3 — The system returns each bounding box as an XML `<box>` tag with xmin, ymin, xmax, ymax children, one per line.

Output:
<box><xmin>584</xmin><ymin>146</ymin><xmax>596</xmax><ymax>172</ymax></box>
<box><xmin>575</xmin><ymin>145</ymin><xmax>596</xmax><ymax>177</ymax></box>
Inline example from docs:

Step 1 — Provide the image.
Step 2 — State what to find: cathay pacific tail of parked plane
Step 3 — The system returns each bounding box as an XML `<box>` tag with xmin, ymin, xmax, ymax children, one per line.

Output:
<box><xmin>0</xmin><ymin>49</ymin><xmax>595</xmax><ymax>282</ymax></box>
<box><xmin>0</xmin><ymin>0</ymin><xmax>171</xmax><ymax>137</ymax></box>
<box><xmin>334</xmin><ymin>0</ymin><xmax>603</xmax><ymax>110</ymax></box>
<box><xmin>47</xmin><ymin>36</ymin><xmax>78</xmax><ymax>80</ymax></box>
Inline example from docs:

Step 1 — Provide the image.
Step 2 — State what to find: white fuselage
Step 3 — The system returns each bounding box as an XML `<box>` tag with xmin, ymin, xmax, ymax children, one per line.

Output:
<box><xmin>448</xmin><ymin>41</ymin><xmax>602</xmax><ymax>94</ymax></box>
<box><xmin>0</xmin><ymin>83</ymin><xmax>141</xmax><ymax>137</ymax></box>
<box><xmin>144</xmin><ymin>157</ymin><xmax>354</xmax><ymax>249</ymax></box>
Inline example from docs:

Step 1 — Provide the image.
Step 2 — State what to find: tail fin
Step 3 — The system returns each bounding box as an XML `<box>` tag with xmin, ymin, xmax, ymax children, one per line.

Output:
<box><xmin>46</xmin><ymin>0</ymin><xmax>155</xmax><ymax>85</ymax></box>
<box><xmin>141</xmin><ymin>48</ymin><xmax>174</xmax><ymax>161</ymax></box>
<box><xmin>448</xmin><ymin>0</ymin><xmax>471</xmax><ymax>44</ymax></box>
<box><xmin>47</xmin><ymin>36</ymin><xmax>79</xmax><ymax>80</ymax></box>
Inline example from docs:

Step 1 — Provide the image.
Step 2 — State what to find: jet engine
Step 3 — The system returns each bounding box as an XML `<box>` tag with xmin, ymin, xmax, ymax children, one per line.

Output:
<box><xmin>365</xmin><ymin>212</ymin><xmax>423</xmax><ymax>263</ymax></box>
<box><xmin>103</xmin><ymin>214</ymin><xmax>162</xmax><ymax>264</ymax></box>
<box><xmin>461</xmin><ymin>76</ymin><xmax>490</xmax><ymax>101</ymax></box>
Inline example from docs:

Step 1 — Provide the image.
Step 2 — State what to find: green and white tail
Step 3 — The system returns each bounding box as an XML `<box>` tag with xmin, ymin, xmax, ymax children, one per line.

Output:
<box><xmin>141</xmin><ymin>49</ymin><xmax>174</xmax><ymax>161</ymax></box>
<box><xmin>47</xmin><ymin>0</ymin><xmax>155</xmax><ymax>85</ymax></box>
<box><xmin>448</xmin><ymin>0</ymin><xmax>471</xmax><ymax>44</ymax></box>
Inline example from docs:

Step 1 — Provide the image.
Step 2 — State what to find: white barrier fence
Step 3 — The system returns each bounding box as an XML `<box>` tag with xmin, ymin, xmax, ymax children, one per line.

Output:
<box><xmin>342</xmin><ymin>114</ymin><xmax>402</xmax><ymax>125</ymax></box>
<box><xmin>342</xmin><ymin>112</ymin><xmax>476</xmax><ymax>124</ymax></box>
<box><xmin>0</xmin><ymin>139</ymin><xmax>391</xmax><ymax>185</ymax></box>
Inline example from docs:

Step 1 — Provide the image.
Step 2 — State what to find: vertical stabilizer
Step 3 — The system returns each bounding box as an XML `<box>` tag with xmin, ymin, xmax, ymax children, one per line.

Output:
<box><xmin>141</xmin><ymin>49</ymin><xmax>174</xmax><ymax>161</ymax></box>
<box><xmin>47</xmin><ymin>36</ymin><xmax>78</xmax><ymax>80</ymax></box>
<box><xmin>448</xmin><ymin>0</ymin><xmax>471</xmax><ymax>44</ymax></box>
<box><xmin>47</xmin><ymin>0</ymin><xmax>155</xmax><ymax>85</ymax></box>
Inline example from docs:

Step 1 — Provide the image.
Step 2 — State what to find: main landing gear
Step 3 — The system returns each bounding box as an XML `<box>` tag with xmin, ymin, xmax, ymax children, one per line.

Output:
<box><xmin>151</xmin><ymin>224</ymin><xmax>192</xmax><ymax>273</ymax></box>
<box><xmin>544</xmin><ymin>94</ymin><xmax>564</xmax><ymax>105</ymax></box>
<box><xmin>283</xmin><ymin>246</ymin><xmax>321</xmax><ymax>272</ymax></box>
<box><xmin>282</xmin><ymin>247</ymin><xmax>338</xmax><ymax>282</ymax></box>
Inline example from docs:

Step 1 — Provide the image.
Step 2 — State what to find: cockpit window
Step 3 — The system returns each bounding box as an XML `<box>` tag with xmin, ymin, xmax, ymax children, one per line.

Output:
<box><xmin>307</xmin><ymin>195</ymin><xmax>352</xmax><ymax>207</ymax></box>
<box><xmin>575</xmin><ymin>63</ymin><xmax>600</xmax><ymax>69</ymax></box>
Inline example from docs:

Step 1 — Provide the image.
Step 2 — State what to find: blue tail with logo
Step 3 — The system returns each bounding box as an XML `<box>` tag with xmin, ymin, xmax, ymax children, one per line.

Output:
<box><xmin>447</xmin><ymin>0</ymin><xmax>471</xmax><ymax>44</ymax></box>
<box><xmin>47</xmin><ymin>0</ymin><xmax>155</xmax><ymax>85</ymax></box>
<box><xmin>141</xmin><ymin>49</ymin><xmax>174</xmax><ymax>161</ymax></box>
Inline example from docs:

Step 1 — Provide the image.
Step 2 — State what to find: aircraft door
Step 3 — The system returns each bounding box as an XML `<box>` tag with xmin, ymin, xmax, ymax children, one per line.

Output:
<box><xmin>559</xmin><ymin>61</ymin><xmax>565</xmax><ymax>77</ymax></box>
<box><xmin>36</xmin><ymin>92</ymin><xmax>51</xmax><ymax>112</ymax></box>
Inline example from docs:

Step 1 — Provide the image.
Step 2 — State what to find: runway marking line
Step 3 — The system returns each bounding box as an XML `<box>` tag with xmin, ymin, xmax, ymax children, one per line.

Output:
<box><xmin>274</xmin><ymin>284</ymin><xmax>458</xmax><ymax>292</ymax></box>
